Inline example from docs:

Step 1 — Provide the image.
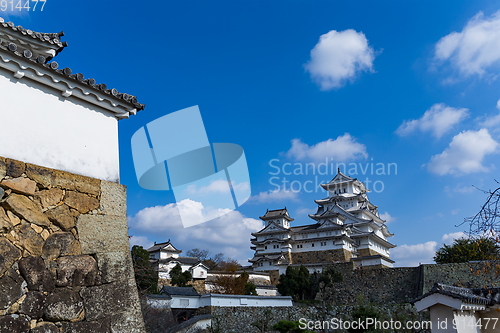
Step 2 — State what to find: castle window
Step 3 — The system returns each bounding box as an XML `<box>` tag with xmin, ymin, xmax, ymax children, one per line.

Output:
<box><xmin>312</xmin><ymin>243</ymin><xmax>314</xmax><ymax>247</ymax></box>
<box><xmin>265</xmin><ymin>246</ymin><xmax>267</xmax><ymax>249</ymax></box>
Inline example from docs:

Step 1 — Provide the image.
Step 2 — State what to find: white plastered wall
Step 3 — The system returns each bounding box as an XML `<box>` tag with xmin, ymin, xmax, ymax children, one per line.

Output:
<box><xmin>0</xmin><ymin>69</ymin><xmax>120</xmax><ymax>182</ymax></box>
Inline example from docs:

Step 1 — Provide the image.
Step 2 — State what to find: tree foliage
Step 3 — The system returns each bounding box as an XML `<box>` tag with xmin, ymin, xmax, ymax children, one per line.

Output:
<box><xmin>186</xmin><ymin>248</ymin><xmax>225</xmax><ymax>270</ymax></box>
<box><xmin>211</xmin><ymin>269</ymin><xmax>257</xmax><ymax>295</ymax></box>
<box><xmin>434</xmin><ymin>237</ymin><xmax>500</xmax><ymax>264</ymax></box>
<box><xmin>273</xmin><ymin>320</ymin><xmax>309</xmax><ymax>333</ymax></box>
<box><xmin>277</xmin><ymin>265</ymin><xmax>310</xmax><ymax>300</ymax></box>
<box><xmin>347</xmin><ymin>295</ymin><xmax>383</xmax><ymax>333</ymax></box>
<box><xmin>170</xmin><ymin>263</ymin><xmax>193</xmax><ymax>287</ymax></box>
<box><xmin>131</xmin><ymin>245</ymin><xmax>158</xmax><ymax>294</ymax></box>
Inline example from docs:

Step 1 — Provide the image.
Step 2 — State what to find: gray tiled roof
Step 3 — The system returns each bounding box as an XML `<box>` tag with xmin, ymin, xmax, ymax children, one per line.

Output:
<box><xmin>0</xmin><ymin>17</ymin><xmax>144</xmax><ymax>111</ymax></box>
<box><xmin>260</xmin><ymin>208</ymin><xmax>294</xmax><ymax>221</ymax></box>
<box><xmin>413</xmin><ymin>283</ymin><xmax>500</xmax><ymax>305</ymax></box>
<box><xmin>161</xmin><ymin>286</ymin><xmax>199</xmax><ymax>297</ymax></box>
<box><xmin>147</xmin><ymin>240</ymin><xmax>182</xmax><ymax>253</ymax></box>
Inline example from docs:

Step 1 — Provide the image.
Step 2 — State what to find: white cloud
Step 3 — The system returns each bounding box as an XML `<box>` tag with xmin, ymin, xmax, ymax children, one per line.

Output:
<box><xmin>427</xmin><ymin>129</ymin><xmax>498</xmax><ymax>175</ymax></box>
<box><xmin>444</xmin><ymin>184</ymin><xmax>475</xmax><ymax>195</ymax></box>
<box><xmin>128</xmin><ymin>200</ymin><xmax>264</xmax><ymax>264</ymax></box>
<box><xmin>185</xmin><ymin>180</ymin><xmax>250</xmax><ymax>196</ymax></box>
<box><xmin>441</xmin><ymin>232</ymin><xmax>466</xmax><ymax>245</ymax></box>
<box><xmin>478</xmin><ymin>99</ymin><xmax>500</xmax><ymax>128</ymax></box>
<box><xmin>249</xmin><ymin>190</ymin><xmax>299</xmax><ymax>204</ymax></box>
<box><xmin>295</xmin><ymin>207</ymin><xmax>316</xmax><ymax>217</ymax></box>
<box><xmin>396</xmin><ymin>103</ymin><xmax>469</xmax><ymax>139</ymax></box>
<box><xmin>304</xmin><ymin>29</ymin><xmax>376</xmax><ymax>90</ymax></box>
<box><xmin>451</xmin><ymin>209</ymin><xmax>460</xmax><ymax>215</ymax></box>
<box><xmin>129</xmin><ymin>236</ymin><xmax>154</xmax><ymax>250</ymax></box>
<box><xmin>392</xmin><ymin>241</ymin><xmax>438</xmax><ymax>267</ymax></box>
<box><xmin>379</xmin><ymin>212</ymin><xmax>395</xmax><ymax>224</ymax></box>
<box><xmin>285</xmin><ymin>134</ymin><xmax>368</xmax><ymax>163</ymax></box>
<box><xmin>435</xmin><ymin>11</ymin><xmax>500</xmax><ymax>78</ymax></box>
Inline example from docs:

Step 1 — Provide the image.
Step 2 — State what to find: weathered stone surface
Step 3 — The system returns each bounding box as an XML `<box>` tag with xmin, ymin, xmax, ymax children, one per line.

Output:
<box><xmin>0</xmin><ymin>187</ymin><xmax>4</xmax><ymax>200</ymax></box>
<box><xmin>61</xmin><ymin>318</ymin><xmax>110</xmax><ymax>333</ymax></box>
<box><xmin>3</xmin><ymin>194</ymin><xmax>51</xmax><ymax>228</ymax></box>
<box><xmin>25</xmin><ymin>163</ymin><xmax>74</xmax><ymax>190</ymax></box>
<box><xmin>56</xmin><ymin>255</ymin><xmax>98</xmax><ymax>287</ymax></box>
<box><xmin>64</xmin><ymin>191</ymin><xmax>99</xmax><ymax>214</ymax></box>
<box><xmin>25</xmin><ymin>163</ymin><xmax>100</xmax><ymax>196</ymax></box>
<box><xmin>81</xmin><ymin>280</ymin><xmax>138</xmax><ymax>321</ymax></box>
<box><xmin>6</xmin><ymin>211</ymin><xmax>20</xmax><ymax>227</ymax></box>
<box><xmin>0</xmin><ymin>268</ymin><xmax>24</xmax><ymax>310</ymax></box>
<box><xmin>0</xmin><ymin>156</ymin><xmax>5</xmax><ymax>180</ymax></box>
<box><xmin>0</xmin><ymin>207</ymin><xmax>13</xmax><ymax>233</ymax></box>
<box><xmin>0</xmin><ymin>237</ymin><xmax>22</xmax><ymax>276</ymax></box>
<box><xmin>6</xmin><ymin>159</ymin><xmax>25</xmax><ymax>178</ymax></box>
<box><xmin>35</xmin><ymin>188</ymin><xmax>64</xmax><ymax>209</ymax></box>
<box><xmin>40</xmin><ymin>229</ymin><xmax>50</xmax><ymax>240</ymax></box>
<box><xmin>45</xmin><ymin>204</ymin><xmax>75</xmax><ymax>231</ymax></box>
<box><xmin>17</xmin><ymin>224</ymin><xmax>44</xmax><ymax>256</ymax></box>
<box><xmin>96</xmin><ymin>251</ymin><xmax>131</xmax><ymax>284</ymax></box>
<box><xmin>0</xmin><ymin>314</ymin><xmax>30</xmax><ymax>332</ymax></box>
<box><xmin>42</xmin><ymin>232</ymin><xmax>81</xmax><ymax>260</ymax></box>
<box><xmin>19</xmin><ymin>291</ymin><xmax>45</xmax><ymax>319</ymax></box>
<box><xmin>100</xmin><ymin>181</ymin><xmax>126</xmax><ymax>217</ymax></box>
<box><xmin>44</xmin><ymin>288</ymin><xmax>84</xmax><ymax>321</ymax></box>
<box><xmin>0</xmin><ymin>177</ymin><xmax>36</xmax><ymax>196</ymax></box>
<box><xmin>31</xmin><ymin>322</ymin><xmax>59</xmax><ymax>333</ymax></box>
<box><xmin>18</xmin><ymin>256</ymin><xmax>55</xmax><ymax>293</ymax></box>
<box><xmin>77</xmin><ymin>215</ymin><xmax>129</xmax><ymax>254</ymax></box>
<box><xmin>74</xmin><ymin>176</ymin><xmax>101</xmax><ymax>197</ymax></box>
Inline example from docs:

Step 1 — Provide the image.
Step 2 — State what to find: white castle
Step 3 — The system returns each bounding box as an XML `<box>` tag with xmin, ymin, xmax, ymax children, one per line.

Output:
<box><xmin>249</xmin><ymin>170</ymin><xmax>396</xmax><ymax>276</ymax></box>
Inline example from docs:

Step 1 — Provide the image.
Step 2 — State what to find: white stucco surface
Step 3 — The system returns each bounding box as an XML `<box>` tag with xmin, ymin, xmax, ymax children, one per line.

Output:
<box><xmin>0</xmin><ymin>71</ymin><xmax>120</xmax><ymax>182</ymax></box>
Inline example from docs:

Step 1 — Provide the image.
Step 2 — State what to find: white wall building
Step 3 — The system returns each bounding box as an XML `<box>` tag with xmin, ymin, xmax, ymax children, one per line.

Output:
<box><xmin>250</xmin><ymin>170</ymin><xmax>396</xmax><ymax>272</ymax></box>
<box><xmin>147</xmin><ymin>240</ymin><xmax>209</xmax><ymax>280</ymax></box>
<box><xmin>0</xmin><ymin>18</ymin><xmax>144</xmax><ymax>182</ymax></box>
<box><xmin>414</xmin><ymin>283</ymin><xmax>500</xmax><ymax>333</ymax></box>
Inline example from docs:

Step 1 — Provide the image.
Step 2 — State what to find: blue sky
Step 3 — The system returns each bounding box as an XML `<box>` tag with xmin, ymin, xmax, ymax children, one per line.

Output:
<box><xmin>7</xmin><ymin>0</ymin><xmax>500</xmax><ymax>266</ymax></box>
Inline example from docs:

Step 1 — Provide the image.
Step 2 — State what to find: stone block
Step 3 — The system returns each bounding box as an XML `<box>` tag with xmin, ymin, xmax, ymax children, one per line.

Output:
<box><xmin>0</xmin><ymin>237</ymin><xmax>22</xmax><ymax>276</ymax></box>
<box><xmin>81</xmin><ymin>279</ymin><xmax>138</xmax><ymax>321</ymax></box>
<box><xmin>61</xmin><ymin>318</ymin><xmax>110</xmax><ymax>333</ymax></box>
<box><xmin>19</xmin><ymin>291</ymin><xmax>45</xmax><ymax>319</ymax></box>
<box><xmin>0</xmin><ymin>156</ymin><xmax>5</xmax><ymax>180</ymax></box>
<box><xmin>17</xmin><ymin>223</ymin><xmax>44</xmax><ymax>256</ymax></box>
<box><xmin>0</xmin><ymin>207</ymin><xmax>13</xmax><ymax>233</ymax></box>
<box><xmin>77</xmin><ymin>215</ymin><xmax>129</xmax><ymax>254</ymax></box>
<box><xmin>0</xmin><ymin>314</ymin><xmax>30</xmax><ymax>332</ymax></box>
<box><xmin>0</xmin><ymin>177</ymin><xmax>36</xmax><ymax>196</ymax></box>
<box><xmin>18</xmin><ymin>256</ymin><xmax>55</xmax><ymax>293</ymax></box>
<box><xmin>45</xmin><ymin>204</ymin><xmax>75</xmax><ymax>231</ymax></box>
<box><xmin>42</xmin><ymin>232</ymin><xmax>81</xmax><ymax>260</ymax></box>
<box><xmin>95</xmin><ymin>251</ymin><xmax>132</xmax><ymax>284</ymax></box>
<box><xmin>6</xmin><ymin>159</ymin><xmax>25</xmax><ymax>178</ymax></box>
<box><xmin>44</xmin><ymin>288</ymin><xmax>84</xmax><ymax>321</ymax></box>
<box><xmin>0</xmin><ymin>268</ymin><xmax>24</xmax><ymax>310</ymax></box>
<box><xmin>31</xmin><ymin>322</ymin><xmax>59</xmax><ymax>333</ymax></box>
<box><xmin>35</xmin><ymin>188</ymin><xmax>64</xmax><ymax>209</ymax></box>
<box><xmin>100</xmin><ymin>181</ymin><xmax>127</xmax><ymax>217</ymax></box>
<box><xmin>3</xmin><ymin>194</ymin><xmax>51</xmax><ymax>228</ymax></box>
<box><xmin>64</xmin><ymin>191</ymin><xmax>99</xmax><ymax>214</ymax></box>
<box><xmin>56</xmin><ymin>255</ymin><xmax>98</xmax><ymax>287</ymax></box>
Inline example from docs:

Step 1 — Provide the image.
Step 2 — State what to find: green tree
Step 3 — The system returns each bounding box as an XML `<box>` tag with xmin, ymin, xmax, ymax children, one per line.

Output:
<box><xmin>309</xmin><ymin>265</ymin><xmax>343</xmax><ymax>299</ymax></box>
<box><xmin>348</xmin><ymin>296</ymin><xmax>383</xmax><ymax>333</ymax></box>
<box><xmin>131</xmin><ymin>245</ymin><xmax>158</xmax><ymax>294</ymax></box>
<box><xmin>434</xmin><ymin>237</ymin><xmax>500</xmax><ymax>264</ymax></box>
<box><xmin>277</xmin><ymin>265</ymin><xmax>310</xmax><ymax>300</ymax></box>
<box><xmin>272</xmin><ymin>320</ymin><xmax>309</xmax><ymax>333</ymax></box>
<box><xmin>170</xmin><ymin>263</ymin><xmax>193</xmax><ymax>287</ymax></box>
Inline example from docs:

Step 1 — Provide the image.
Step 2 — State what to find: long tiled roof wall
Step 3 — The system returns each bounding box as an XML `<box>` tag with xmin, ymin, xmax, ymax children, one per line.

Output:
<box><xmin>0</xmin><ymin>17</ymin><xmax>145</xmax><ymax>111</ymax></box>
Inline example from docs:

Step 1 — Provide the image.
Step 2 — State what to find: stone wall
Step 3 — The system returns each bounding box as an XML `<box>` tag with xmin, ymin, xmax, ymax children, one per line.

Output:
<box><xmin>205</xmin><ymin>303</ymin><xmax>428</xmax><ymax>333</ymax></box>
<box><xmin>291</xmin><ymin>249</ymin><xmax>351</xmax><ymax>265</ymax></box>
<box><xmin>321</xmin><ymin>261</ymin><xmax>500</xmax><ymax>306</ymax></box>
<box><xmin>0</xmin><ymin>157</ymin><xmax>145</xmax><ymax>332</ymax></box>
